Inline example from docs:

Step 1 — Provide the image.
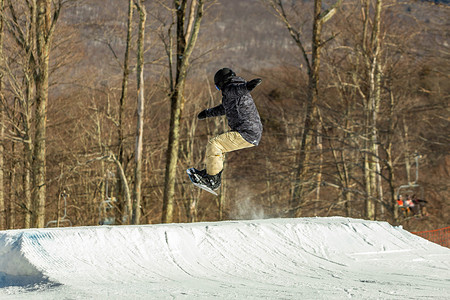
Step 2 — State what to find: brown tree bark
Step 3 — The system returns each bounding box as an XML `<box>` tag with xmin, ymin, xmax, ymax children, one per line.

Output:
<box><xmin>0</xmin><ymin>0</ymin><xmax>5</xmax><ymax>230</ymax></box>
<box><xmin>132</xmin><ymin>0</ymin><xmax>146</xmax><ymax>225</ymax></box>
<box><xmin>362</xmin><ymin>0</ymin><xmax>382</xmax><ymax>220</ymax></box>
<box><xmin>268</xmin><ymin>0</ymin><xmax>341</xmax><ymax>217</ymax></box>
<box><xmin>162</xmin><ymin>0</ymin><xmax>205</xmax><ymax>223</ymax></box>
<box><xmin>32</xmin><ymin>0</ymin><xmax>51</xmax><ymax>227</ymax></box>
<box><xmin>117</xmin><ymin>0</ymin><xmax>134</xmax><ymax>223</ymax></box>
<box><xmin>30</xmin><ymin>0</ymin><xmax>62</xmax><ymax>227</ymax></box>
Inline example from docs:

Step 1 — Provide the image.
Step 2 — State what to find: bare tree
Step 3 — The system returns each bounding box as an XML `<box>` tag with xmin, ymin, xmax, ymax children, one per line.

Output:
<box><xmin>267</xmin><ymin>0</ymin><xmax>341</xmax><ymax>217</ymax></box>
<box><xmin>358</xmin><ymin>0</ymin><xmax>383</xmax><ymax>220</ymax></box>
<box><xmin>30</xmin><ymin>0</ymin><xmax>63</xmax><ymax>227</ymax></box>
<box><xmin>0</xmin><ymin>0</ymin><xmax>63</xmax><ymax>228</ymax></box>
<box><xmin>8</xmin><ymin>142</ymin><xmax>16</xmax><ymax>228</ymax></box>
<box><xmin>161</xmin><ymin>0</ymin><xmax>205</xmax><ymax>223</ymax></box>
<box><xmin>321</xmin><ymin>0</ymin><xmax>431</xmax><ymax>221</ymax></box>
<box><xmin>0</xmin><ymin>0</ymin><xmax>5</xmax><ymax>230</ymax></box>
<box><xmin>132</xmin><ymin>0</ymin><xmax>146</xmax><ymax>225</ymax></box>
<box><xmin>116</xmin><ymin>0</ymin><xmax>134</xmax><ymax>223</ymax></box>
<box><xmin>180</xmin><ymin>99</ymin><xmax>202</xmax><ymax>222</ymax></box>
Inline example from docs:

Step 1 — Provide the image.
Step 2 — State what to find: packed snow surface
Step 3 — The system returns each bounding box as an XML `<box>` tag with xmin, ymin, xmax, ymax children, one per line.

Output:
<box><xmin>0</xmin><ymin>217</ymin><xmax>449</xmax><ymax>299</ymax></box>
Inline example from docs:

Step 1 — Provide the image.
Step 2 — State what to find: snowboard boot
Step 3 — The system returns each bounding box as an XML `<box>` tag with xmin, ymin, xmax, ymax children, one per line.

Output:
<box><xmin>190</xmin><ymin>168</ymin><xmax>222</xmax><ymax>190</ymax></box>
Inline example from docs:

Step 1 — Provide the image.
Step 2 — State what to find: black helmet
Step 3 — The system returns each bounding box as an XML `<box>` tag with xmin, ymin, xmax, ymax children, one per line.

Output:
<box><xmin>214</xmin><ymin>68</ymin><xmax>235</xmax><ymax>90</ymax></box>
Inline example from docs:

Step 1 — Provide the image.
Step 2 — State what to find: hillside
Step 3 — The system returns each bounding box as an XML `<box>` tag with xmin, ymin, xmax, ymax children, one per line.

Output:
<box><xmin>0</xmin><ymin>0</ymin><xmax>448</xmax><ymax>231</ymax></box>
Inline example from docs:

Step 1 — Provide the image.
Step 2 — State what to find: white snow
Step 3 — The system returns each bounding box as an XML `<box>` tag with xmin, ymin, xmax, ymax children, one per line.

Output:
<box><xmin>0</xmin><ymin>217</ymin><xmax>449</xmax><ymax>299</ymax></box>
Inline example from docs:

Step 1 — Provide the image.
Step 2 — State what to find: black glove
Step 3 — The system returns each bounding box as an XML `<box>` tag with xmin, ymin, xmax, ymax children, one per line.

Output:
<box><xmin>197</xmin><ymin>109</ymin><xmax>208</xmax><ymax>120</ymax></box>
<box><xmin>246</xmin><ymin>78</ymin><xmax>262</xmax><ymax>92</ymax></box>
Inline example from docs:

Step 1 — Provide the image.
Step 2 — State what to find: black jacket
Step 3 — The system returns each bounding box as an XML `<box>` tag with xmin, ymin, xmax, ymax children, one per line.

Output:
<box><xmin>203</xmin><ymin>76</ymin><xmax>263</xmax><ymax>145</ymax></box>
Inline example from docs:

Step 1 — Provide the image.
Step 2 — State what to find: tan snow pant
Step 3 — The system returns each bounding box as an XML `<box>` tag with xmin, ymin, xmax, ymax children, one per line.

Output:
<box><xmin>206</xmin><ymin>131</ymin><xmax>255</xmax><ymax>175</ymax></box>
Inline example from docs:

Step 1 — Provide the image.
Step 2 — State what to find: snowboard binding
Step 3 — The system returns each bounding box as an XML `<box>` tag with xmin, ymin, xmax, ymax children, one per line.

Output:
<box><xmin>186</xmin><ymin>168</ymin><xmax>221</xmax><ymax>195</ymax></box>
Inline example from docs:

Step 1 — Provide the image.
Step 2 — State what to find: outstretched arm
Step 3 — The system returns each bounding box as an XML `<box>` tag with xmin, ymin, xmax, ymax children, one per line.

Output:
<box><xmin>228</xmin><ymin>78</ymin><xmax>263</xmax><ymax>97</ymax></box>
<box><xmin>246</xmin><ymin>78</ymin><xmax>262</xmax><ymax>92</ymax></box>
<box><xmin>197</xmin><ymin>104</ymin><xmax>226</xmax><ymax>120</ymax></box>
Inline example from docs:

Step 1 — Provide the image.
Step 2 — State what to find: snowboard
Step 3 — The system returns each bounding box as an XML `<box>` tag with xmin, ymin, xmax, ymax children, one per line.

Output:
<box><xmin>186</xmin><ymin>168</ymin><xmax>218</xmax><ymax>196</ymax></box>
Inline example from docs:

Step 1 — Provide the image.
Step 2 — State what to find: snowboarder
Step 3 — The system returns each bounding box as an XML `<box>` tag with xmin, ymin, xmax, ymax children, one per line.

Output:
<box><xmin>187</xmin><ymin>68</ymin><xmax>263</xmax><ymax>194</ymax></box>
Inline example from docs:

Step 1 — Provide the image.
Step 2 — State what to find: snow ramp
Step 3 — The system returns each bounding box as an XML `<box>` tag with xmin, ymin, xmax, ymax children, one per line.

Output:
<box><xmin>0</xmin><ymin>217</ymin><xmax>449</xmax><ymax>299</ymax></box>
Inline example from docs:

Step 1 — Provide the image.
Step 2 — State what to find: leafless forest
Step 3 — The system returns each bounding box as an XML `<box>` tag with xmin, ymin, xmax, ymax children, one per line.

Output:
<box><xmin>0</xmin><ymin>0</ymin><xmax>448</xmax><ymax>231</ymax></box>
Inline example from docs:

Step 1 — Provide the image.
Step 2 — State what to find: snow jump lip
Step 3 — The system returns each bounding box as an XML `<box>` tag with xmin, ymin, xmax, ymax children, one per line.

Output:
<box><xmin>0</xmin><ymin>217</ymin><xmax>449</xmax><ymax>299</ymax></box>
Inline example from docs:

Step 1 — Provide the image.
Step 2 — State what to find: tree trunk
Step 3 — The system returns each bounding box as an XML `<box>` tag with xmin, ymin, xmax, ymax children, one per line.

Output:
<box><xmin>386</xmin><ymin>88</ymin><xmax>397</xmax><ymax>222</ymax></box>
<box><xmin>23</xmin><ymin>155</ymin><xmax>32</xmax><ymax>228</ymax></box>
<box><xmin>132</xmin><ymin>0</ymin><xmax>146</xmax><ymax>225</ymax></box>
<box><xmin>112</xmin><ymin>156</ymin><xmax>132</xmax><ymax>216</ymax></box>
<box><xmin>162</xmin><ymin>0</ymin><xmax>204</xmax><ymax>223</ymax></box>
<box><xmin>269</xmin><ymin>0</ymin><xmax>341</xmax><ymax>217</ymax></box>
<box><xmin>162</xmin><ymin>89</ymin><xmax>183</xmax><ymax>223</ymax></box>
<box><xmin>363</xmin><ymin>0</ymin><xmax>382</xmax><ymax>220</ymax></box>
<box><xmin>182</xmin><ymin>103</ymin><xmax>200</xmax><ymax>222</ymax></box>
<box><xmin>24</xmin><ymin>84</ymin><xmax>34</xmax><ymax>228</ymax></box>
<box><xmin>290</xmin><ymin>0</ymin><xmax>323</xmax><ymax>217</ymax></box>
<box><xmin>24</xmin><ymin>45</ymin><xmax>35</xmax><ymax>229</ymax></box>
<box><xmin>8</xmin><ymin>143</ymin><xmax>16</xmax><ymax>229</ymax></box>
<box><xmin>315</xmin><ymin>122</ymin><xmax>323</xmax><ymax>214</ymax></box>
<box><xmin>32</xmin><ymin>0</ymin><xmax>52</xmax><ymax>228</ymax></box>
<box><xmin>0</xmin><ymin>0</ymin><xmax>5</xmax><ymax>230</ymax></box>
<box><xmin>0</xmin><ymin>104</ymin><xmax>4</xmax><ymax>230</ymax></box>
<box><xmin>162</xmin><ymin>0</ymin><xmax>188</xmax><ymax>223</ymax></box>
<box><xmin>117</xmin><ymin>0</ymin><xmax>134</xmax><ymax>223</ymax></box>
<box><xmin>402</xmin><ymin>117</ymin><xmax>412</xmax><ymax>184</ymax></box>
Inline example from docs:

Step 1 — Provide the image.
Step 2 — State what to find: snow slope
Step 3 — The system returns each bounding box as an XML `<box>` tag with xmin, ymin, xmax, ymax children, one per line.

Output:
<box><xmin>0</xmin><ymin>217</ymin><xmax>449</xmax><ymax>299</ymax></box>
